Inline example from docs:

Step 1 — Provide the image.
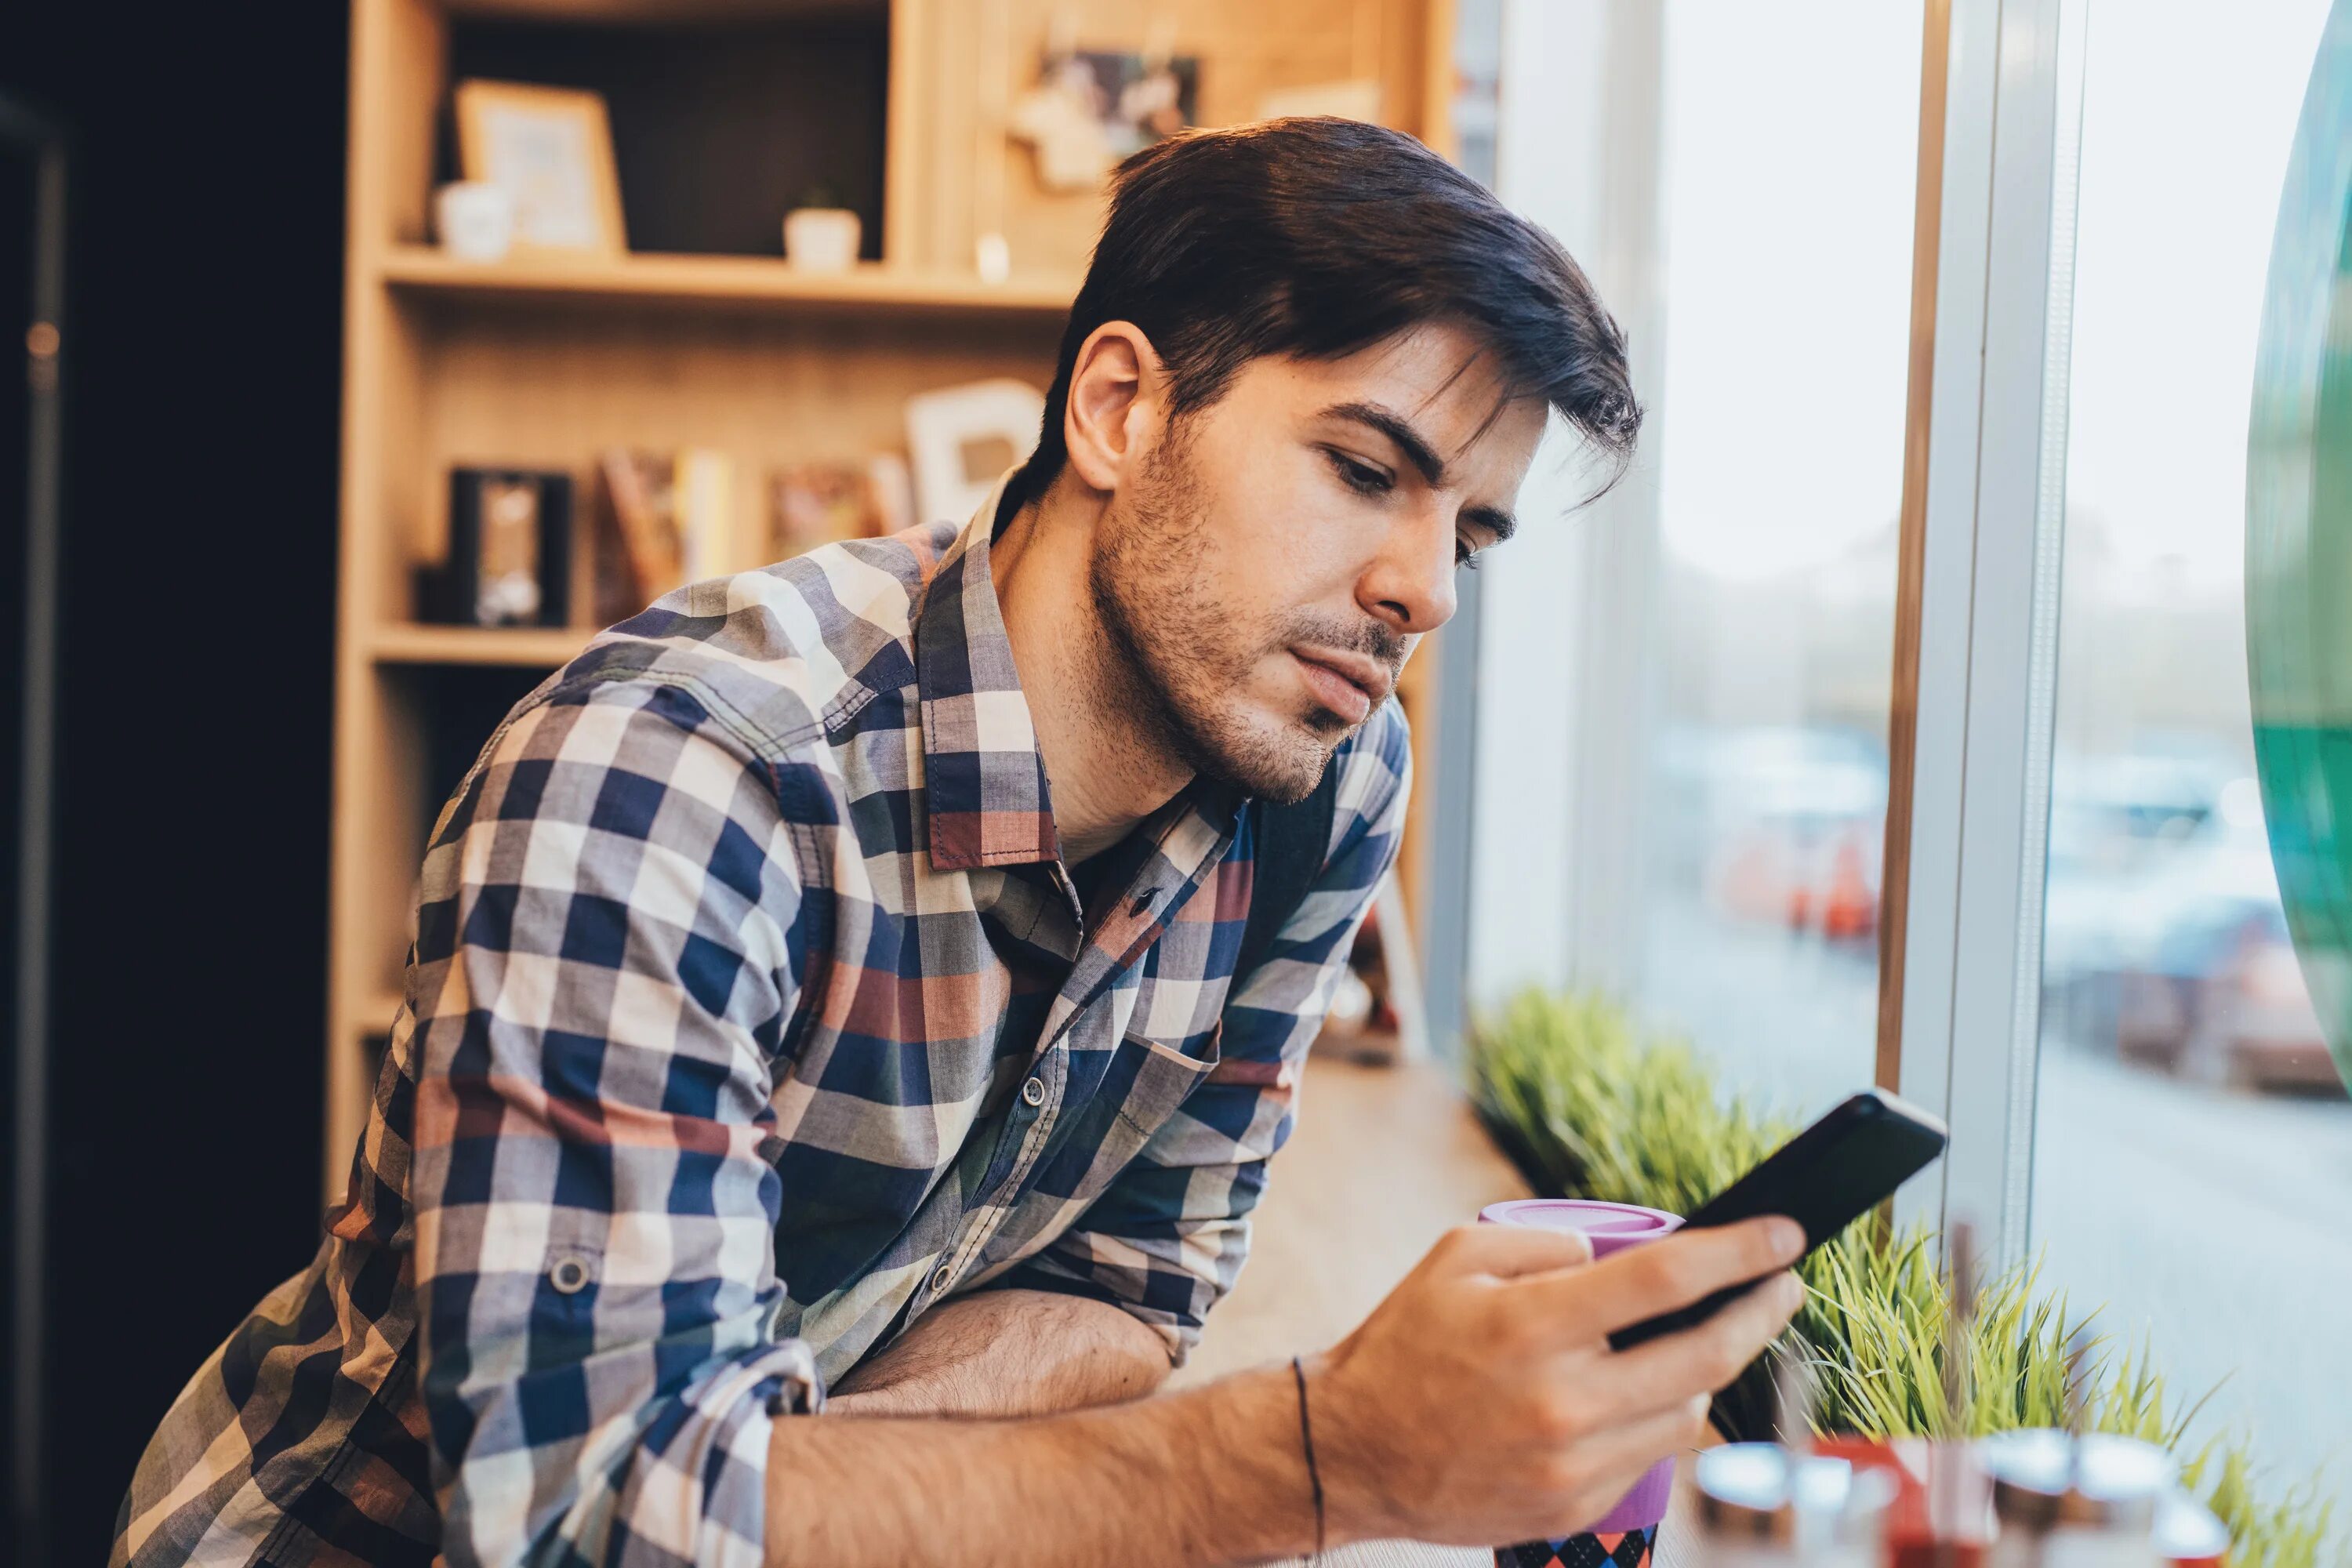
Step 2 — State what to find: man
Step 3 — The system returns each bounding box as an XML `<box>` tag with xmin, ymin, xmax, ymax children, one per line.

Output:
<box><xmin>114</xmin><ymin>118</ymin><xmax>1806</xmax><ymax>1567</ymax></box>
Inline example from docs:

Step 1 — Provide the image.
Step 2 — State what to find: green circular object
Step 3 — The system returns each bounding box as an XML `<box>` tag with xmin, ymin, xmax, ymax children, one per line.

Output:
<box><xmin>2249</xmin><ymin>1</ymin><xmax>2352</xmax><ymax>1093</ymax></box>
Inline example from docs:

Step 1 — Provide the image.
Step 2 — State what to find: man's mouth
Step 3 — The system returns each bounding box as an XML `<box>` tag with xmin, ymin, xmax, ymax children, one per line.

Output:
<box><xmin>1290</xmin><ymin>647</ymin><xmax>1390</xmax><ymax>724</ymax></box>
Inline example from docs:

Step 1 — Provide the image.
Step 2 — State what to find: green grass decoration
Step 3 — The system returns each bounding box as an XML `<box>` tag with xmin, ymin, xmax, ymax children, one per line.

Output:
<box><xmin>1465</xmin><ymin>986</ymin><xmax>2346</xmax><ymax>1567</ymax></box>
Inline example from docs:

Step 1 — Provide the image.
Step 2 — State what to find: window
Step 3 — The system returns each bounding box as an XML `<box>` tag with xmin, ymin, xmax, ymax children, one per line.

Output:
<box><xmin>2031</xmin><ymin>0</ymin><xmax>2347</xmax><ymax>1508</ymax></box>
<box><xmin>1463</xmin><ymin>0</ymin><xmax>2351</xmax><ymax>1521</ymax></box>
<box><xmin>1468</xmin><ymin>0</ymin><xmax>1922</xmax><ymax>1119</ymax></box>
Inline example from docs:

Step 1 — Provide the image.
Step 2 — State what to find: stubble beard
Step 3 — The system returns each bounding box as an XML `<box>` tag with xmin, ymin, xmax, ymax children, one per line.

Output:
<box><xmin>1084</xmin><ymin>434</ymin><xmax>1349</xmax><ymax>805</ymax></box>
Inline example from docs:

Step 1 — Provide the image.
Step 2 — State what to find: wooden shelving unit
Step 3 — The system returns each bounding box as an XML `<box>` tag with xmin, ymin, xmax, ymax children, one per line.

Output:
<box><xmin>330</xmin><ymin>0</ymin><xmax>1456</xmax><ymax>1196</ymax></box>
<box><xmin>379</xmin><ymin>245</ymin><xmax>1082</xmax><ymax>316</ymax></box>
<box><xmin>367</xmin><ymin>622</ymin><xmax>592</xmax><ymax>666</ymax></box>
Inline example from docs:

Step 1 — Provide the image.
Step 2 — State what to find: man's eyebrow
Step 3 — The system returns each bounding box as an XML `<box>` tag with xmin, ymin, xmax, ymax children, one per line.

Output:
<box><xmin>1323</xmin><ymin>399</ymin><xmax>1448</xmax><ymax>484</ymax></box>
<box><xmin>1320</xmin><ymin>399</ymin><xmax>1518</xmax><ymax>543</ymax></box>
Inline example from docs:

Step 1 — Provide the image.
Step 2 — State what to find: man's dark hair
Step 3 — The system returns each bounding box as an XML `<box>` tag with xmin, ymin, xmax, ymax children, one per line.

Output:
<box><xmin>1014</xmin><ymin>116</ymin><xmax>1642</xmax><ymax>505</ymax></box>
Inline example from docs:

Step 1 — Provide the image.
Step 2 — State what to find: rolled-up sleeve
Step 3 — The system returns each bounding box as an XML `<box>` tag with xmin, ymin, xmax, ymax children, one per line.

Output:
<box><xmin>996</xmin><ymin>702</ymin><xmax>1412</xmax><ymax>1360</ymax></box>
<box><xmin>406</xmin><ymin>678</ymin><xmax>809</xmax><ymax>1568</ymax></box>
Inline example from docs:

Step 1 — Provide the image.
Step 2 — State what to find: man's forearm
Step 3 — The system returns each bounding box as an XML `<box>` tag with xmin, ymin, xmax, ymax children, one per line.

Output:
<box><xmin>826</xmin><ymin>1287</ymin><xmax>1174</xmax><ymax>1417</ymax></box>
<box><xmin>761</xmin><ymin>1218</ymin><xmax>1814</xmax><ymax>1565</ymax></box>
<box><xmin>768</xmin><ymin>1359</ymin><xmax>1325</xmax><ymax>1568</ymax></box>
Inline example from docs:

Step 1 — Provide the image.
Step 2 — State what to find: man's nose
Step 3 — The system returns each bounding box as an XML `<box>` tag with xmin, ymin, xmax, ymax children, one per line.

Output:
<box><xmin>1356</xmin><ymin>504</ymin><xmax>1459</xmax><ymax>637</ymax></box>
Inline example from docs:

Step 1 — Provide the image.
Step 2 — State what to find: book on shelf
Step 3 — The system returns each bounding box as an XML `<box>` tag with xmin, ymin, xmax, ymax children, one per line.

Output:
<box><xmin>593</xmin><ymin>446</ymin><xmax>735</xmax><ymax>624</ymax></box>
<box><xmin>676</xmin><ymin>451</ymin><xmax>735</xmax><ymax>583</ymax></box>
<box><xmin>768</xmin><ymin>453</ymin><xmax>913</xmax><ymax>561</ymax></box>
<box><xmin>592</xmin><ymin>447</ymin><xmax>920</xmax><ymax>626</ymax></box>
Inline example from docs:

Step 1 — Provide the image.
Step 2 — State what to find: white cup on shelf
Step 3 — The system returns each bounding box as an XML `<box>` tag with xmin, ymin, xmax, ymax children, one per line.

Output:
<box><xmin>783</xmin><ymin>207</ymin><xmax>861</xmax><ymax>272</ymax></box>
<box><xmin>434</xmin><ymin>181</ymin><xmax>515</xmax><ymax>262</ymax></box>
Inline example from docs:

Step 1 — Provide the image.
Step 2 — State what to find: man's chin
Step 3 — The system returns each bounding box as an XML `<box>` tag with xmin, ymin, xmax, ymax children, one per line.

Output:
<box><xmin>1185</xmin><ymin>704</ymin><xmax>1345</xmax><ymax>804</ymax></box>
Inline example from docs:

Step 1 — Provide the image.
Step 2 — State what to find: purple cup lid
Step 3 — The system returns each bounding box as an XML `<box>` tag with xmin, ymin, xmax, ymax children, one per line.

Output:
<box><xmin>1478</xmin><ymin>1199</ymin><xmax>1682</xmax><ymax>1258</ymax></box>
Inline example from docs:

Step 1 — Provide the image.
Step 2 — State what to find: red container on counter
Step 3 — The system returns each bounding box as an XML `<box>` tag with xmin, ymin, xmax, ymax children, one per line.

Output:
<box><xmin>1809</xmin><ymin>1436</ymin><xmax>2230</xmax><ymax>1568</ymax></box>
<box><xmin>1815</xmin><ymin>1437</ymin><xmax>1987</xmax><ymax>1568</ymax></box>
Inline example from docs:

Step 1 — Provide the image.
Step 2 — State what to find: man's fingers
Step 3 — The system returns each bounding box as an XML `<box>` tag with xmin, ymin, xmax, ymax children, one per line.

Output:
<box><xmin>1603</xmin><ymin>1269</ymin><xmax>1807</xmax><ymax>1403</ymax></box>
<box><xmin>1425</xmin><ymin>1221</ymin><xmax>1595</xmax><ymax>1281</ymax></box>
<box><xmin>1508</xmin><ymin>1218</ymin><xmax>1802</xmax><ymax>1341</ymax></box>
<box><xmin>1522</xmin><ymin>1395</ymin><xmax>1712</xmax><ymax>1537</ymax></box>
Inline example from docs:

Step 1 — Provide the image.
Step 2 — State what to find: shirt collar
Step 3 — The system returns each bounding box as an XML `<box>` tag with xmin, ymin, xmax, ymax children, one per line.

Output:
<box><xmin>916</xmin><ymin>471</ymin><xmax>1062</xmax><ymax>871</ymax></box>
<box><xmin>912</xmin><ymin>470</ymin><xmax>1253</xmax><ymax>876</ymax></box>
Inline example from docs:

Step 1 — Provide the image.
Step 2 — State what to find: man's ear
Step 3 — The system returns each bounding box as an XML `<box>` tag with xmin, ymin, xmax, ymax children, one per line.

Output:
<box><xmin>1061</xmin><ymin>321</ymin><xmax>1166</xmax><ymax>494</ymax></box>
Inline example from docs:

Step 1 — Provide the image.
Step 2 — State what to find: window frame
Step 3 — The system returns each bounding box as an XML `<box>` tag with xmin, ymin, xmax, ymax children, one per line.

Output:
<box><xmin>1885</xmin><ymin>0</ymin><xmax>2087</xmax><ymax>1265</ymax></box>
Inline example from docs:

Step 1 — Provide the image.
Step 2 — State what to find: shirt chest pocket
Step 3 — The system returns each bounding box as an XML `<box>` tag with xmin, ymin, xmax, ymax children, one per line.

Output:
<box><xmin>1029</xmin><ymin>1022</ymin><xmax>1221</xmax><ymax>1203</ymax></box>
<box><xmin>1109</xmin><ymin>1023</ymin><xmax>1221</xmax><ymax>1142</ymax></box>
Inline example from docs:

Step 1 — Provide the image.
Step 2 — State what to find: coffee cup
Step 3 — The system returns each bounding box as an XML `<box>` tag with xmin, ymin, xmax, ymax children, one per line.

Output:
<box><xmin>1479</xmin><ymin>1199</ymin><xmax>1686</xmax><ymax>1568</ymax></box>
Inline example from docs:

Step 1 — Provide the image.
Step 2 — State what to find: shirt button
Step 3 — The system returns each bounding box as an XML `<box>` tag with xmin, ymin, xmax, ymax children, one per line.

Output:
<box><xmin>931</xmin><ymin>1264</ymin><xmax>953</xmax><ymax>1295</ymax></box>
<box><xmin>549</xmin><ymin>1255</ymin><xmax>593</xmax><ymax>1294</ymax></box>
<box><xmin>1021</xmin><ymin>1075</ymin><xmax>1047</xmax><ymax>1108</ymax></box>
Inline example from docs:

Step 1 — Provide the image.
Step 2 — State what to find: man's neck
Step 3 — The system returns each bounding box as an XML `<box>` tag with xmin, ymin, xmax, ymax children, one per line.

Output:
<box><xmin>989</xmin><ymin>478</ymin><xmax>1193</xmax><ymax>865</ymax></box>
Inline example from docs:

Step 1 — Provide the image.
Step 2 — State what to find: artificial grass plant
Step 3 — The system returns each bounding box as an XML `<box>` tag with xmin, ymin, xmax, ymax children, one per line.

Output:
<box><xmin>1465</xmin><ymin>986</ymin><xmax>2343</xmax><ymax>1567</ymax></box>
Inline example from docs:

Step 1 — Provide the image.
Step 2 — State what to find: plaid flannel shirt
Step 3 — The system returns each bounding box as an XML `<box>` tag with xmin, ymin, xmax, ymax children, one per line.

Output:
<box><xmin>113</xmin><ymin>477</ymin><xmax>1410</xmax><ymax>1568</ymax></box>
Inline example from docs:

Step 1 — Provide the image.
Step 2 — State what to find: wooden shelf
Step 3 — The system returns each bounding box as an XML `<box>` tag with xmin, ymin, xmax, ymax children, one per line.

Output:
<box><xmin>378</xmin><ymin>247</ymin><xmax>1080</xmax><ymax>318</ymax></box>
<box><xmin>444</xmin><ymin>0</ymin><xmax>883</xmax><ymax>18</ymax></box>
<box><xmin>368</xmin><ymin>622</ymin><xmax>591</xmax><ymax>666</ymax></box>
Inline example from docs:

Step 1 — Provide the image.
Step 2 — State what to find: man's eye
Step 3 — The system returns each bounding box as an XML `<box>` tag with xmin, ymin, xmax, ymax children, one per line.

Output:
<box><xmin>1327</xmin><ymin>451</ymin><xmax>1392</xmax><ymax>495</ymax></box>
<box><xmin>1456</xmin><ymin>539</ymin><xmax>1485</xmax><ymax>572</ymax></box>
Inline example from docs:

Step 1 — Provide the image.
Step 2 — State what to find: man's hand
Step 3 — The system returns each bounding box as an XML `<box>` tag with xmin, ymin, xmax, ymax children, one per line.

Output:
<box><xmin>762</xmin><ymin>1217</ymin><xmax>1804</xmax><ymax>1566</ymax></box>
<box><xmin>826</xmin><ymin>1288</ymin><xmax>1172</xmax><ymax>1417</ymax></box>
<box><xmin>1308</xmin><ymin>1215</ymin><xmax>1808</xmax><ymax>1547</ymax></box>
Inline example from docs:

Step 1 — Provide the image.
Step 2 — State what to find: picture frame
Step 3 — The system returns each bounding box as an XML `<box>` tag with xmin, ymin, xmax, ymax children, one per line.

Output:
<box><xmin>419</xmin><ymin>467</ymin><xmax>573</xmax><ymax>629</ymax></box>
<box><xmin>903</xmin><ymin>378</ymin><xmax>1046</xmax><ymax>525</ymax></box>
<box><xmin>453</xmin><ymin>80</ymin><xmax>626</xmax><ymax>256</ymax></box>
<box><xmin>1011</xmin><ymin>49</ymin><xmax>1200</xmax><ymax>193</ymax></box>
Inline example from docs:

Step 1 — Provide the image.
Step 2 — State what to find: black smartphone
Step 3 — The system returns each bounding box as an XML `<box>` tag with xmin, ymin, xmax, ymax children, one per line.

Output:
<box><xmin>1606</xmin><ymin>1087</ymin><xmax>1948</xmax><ymax>1352</ymax></box>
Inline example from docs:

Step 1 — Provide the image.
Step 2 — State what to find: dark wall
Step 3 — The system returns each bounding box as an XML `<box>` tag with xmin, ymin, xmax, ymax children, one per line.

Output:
<box><xmin>1</xmin><ymin>5</ymin><xmax>346</xmax><ymax>1560</ymax></box>
<box><xmin>0</xmin><ymin>124</ymin><xmax>34</xmax><ymax>1568</ymax></box>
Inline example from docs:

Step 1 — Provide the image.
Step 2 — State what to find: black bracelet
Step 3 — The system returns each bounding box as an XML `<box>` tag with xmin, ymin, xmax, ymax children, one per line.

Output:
<box><xmin>1290</xmin><ymin>1356</ymin><xmax>1327</xmax><ymax>1563</ymax></box>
